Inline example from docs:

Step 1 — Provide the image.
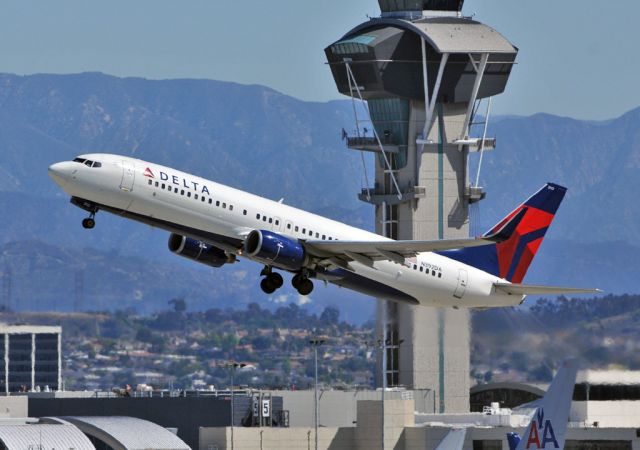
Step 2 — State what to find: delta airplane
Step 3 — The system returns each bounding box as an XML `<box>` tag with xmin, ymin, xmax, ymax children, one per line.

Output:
<box><xmin>48</xmin><ymin>154</ymin><xmax>598</xmax><ymax>308</ymax></box>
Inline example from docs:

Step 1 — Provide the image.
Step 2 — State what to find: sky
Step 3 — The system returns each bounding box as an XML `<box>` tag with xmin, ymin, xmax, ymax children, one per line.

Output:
<box><xmin>0</xmin><ymin>0</ymin><xmax>638</xmax><ymax>120</ymax></box>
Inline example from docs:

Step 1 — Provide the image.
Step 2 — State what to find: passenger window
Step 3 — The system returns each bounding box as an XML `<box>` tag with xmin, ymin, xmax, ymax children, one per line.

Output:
<box><xmin>302</xmin><ymin>228</ymin><xmax>306</xmax><ymax>234</ymax></box>
<box><xmin>201</xmin><ymin>197</ymin><xmax>205</xmax><ymax>202</ymax></box>
<box><xmin>216</xmin><ymin>201</ymin><xmax>220</xmax><ymax>207</ymax></box>
<box><xmin>419</xmin><ymin>267</ymin><xmax>423</xmax><ymax>272</ymax></box>
<box><xmin>438</xmin><ymin>273</ymin><xmax>442</xmax><ymax>278</ymax></box>
<box><xmin>263</xmin><ymin>216</ymin><xmax>267</xmax><ymax>222</ymax></box>
<box><xmin>244</xmin><ymin>210</ymin><xmax>247</xmax><ymax>216</ymax></box>
<box><xmin>275</xmin><ymin>220</ymin><xmax>279</xmax><ymax>225</ymax></box>
<box><xmin>309</xmin><ymin>230</ymin><xmax>313</xmax><ymax>236</ymax></box>
<box><xmin>222</xmin><ymin>203</ymin><xmax>226</xmax><ymax>209</ymax></box>
<box><xmin>155</xmin><ymin>181</ymin><xmax>159</xmax><ymax>187</ymax></box>
<box><xmin>195</xmin><ymin>194</ymin><xmax>199</xmax><ymax>200</ymax></box>
<box><xmin>148</xmin><ymin>179</ymin><xmax>152</xmax><ymax>186</ymax></box>
<box><xmin>208</xmin><ymin>198</ymin><xmax>212</xmax><ymax>204</ymax></box>
<box><xmin>187</xmin><ymin>192</ymin><xmax>191</xmax><ymax>198</ymax></box>
<box><xmin>229</xmin><ymin>205</ymin><xmax>234</xmax><ymax>211</ymax></box>
<box><xmin>413</xmin><ymin>264</ymin><xmax>417</xmax><ymax>270</ymax></box>
<box><xmin>181</xmin><ymin>190</ymin><xmax>185</xmax><ymax>195</ymax></box>
<box><xmin>174</xmin><ymin>188</ymin><xmax>178</xmax><ymax>193</ymax></box>
<box><xmin>295</xmin><ymin>226</ymin><xmax>299</xmax><ymax>232</ymax></box>
<box><xmin>287</xmin><ymin>224</ymin><xmax>292</xmax><ymax>230</ymax></box>
<box><xmin>269</xmin><ymin>218</ymin><xmax>273</xmax><ymax>224</ymax></box>
<box><xmin>432</xmin><ymin>270</ymin><xmax>436</xmax><ymax>276</ymax></box>
<box><xmin>162</xmin><ymin>183</ymin><xmax>165</xmax><ymax>189</ymax></box>
<box><xmin>322</xmin><ymin>234</ymin><xmax>326</xmax><ymax>240</ymax></box>
<box><xmin>328</xmin><ymin>237</ymin><xmax>332</xmax><ymax>240</ymax></box>
<box><xmin>315</xmin><ymin>232</ymin><xmax>319</xmax><ymax>238</ymax></box>
<box><xmin>256</xmin><ymin>214</ymin><xmax>261</xmax><ymax>219</ymax></box>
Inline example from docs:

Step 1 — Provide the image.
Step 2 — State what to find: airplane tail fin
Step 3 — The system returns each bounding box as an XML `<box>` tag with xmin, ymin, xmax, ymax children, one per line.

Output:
<box><xmin>439</xmin><ymin>183</ymin><xmax>566</xmax><ymax>282</ymax></box>
<box><xmin>435</xmin><ymin>428</ymin><xmax>467</xmax><ymax>450</ymax></box>
<box><xmin>513</xmin><ymin>360</ymin><xmax>578</xmax><ymax>450</ymax></box>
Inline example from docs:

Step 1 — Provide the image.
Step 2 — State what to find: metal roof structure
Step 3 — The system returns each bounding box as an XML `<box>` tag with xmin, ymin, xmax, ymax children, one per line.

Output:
<box><xmin>346</xmin><ymin>17</ymin><xmax>517</xmax><ymax>54</ymax></box>
<box><xmin>0</xmin><ymin>325</ymin><xmax>61</xmax><ymax>334</ymax></box>
<box><xmin>0</xmin><ymin>424</ymin><xmax>95</xmax><ymax>450</ymax></box>
<box><xmin>470</xmin><ymin>382</ymin><xmax>546</xmax><ymax>397</ymax></box>
<box><xmin>58</xmin><ymin>416</ymin><xmax>191</xmax><ymax>450</ymax></box>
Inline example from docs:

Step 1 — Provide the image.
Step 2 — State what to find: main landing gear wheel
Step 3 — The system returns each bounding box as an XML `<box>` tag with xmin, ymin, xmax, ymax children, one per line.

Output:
<box><xmin>259</xmin><ymin>267</ymin><xmax>284</xmax><ymax>294</ymax></box>
<box><xmin>292</xmin><ymin>274</ymin><xmax>313</xmax><ymax>296</ymax></box>
<box><xmin>82</xmin><ymin>217</ymin><xmax>95</xmax><ymax>229</ymax></box>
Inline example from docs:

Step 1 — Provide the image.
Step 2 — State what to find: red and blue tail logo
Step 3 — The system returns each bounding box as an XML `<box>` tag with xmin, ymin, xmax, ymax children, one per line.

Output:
<box><xmin>440</xmin><ymin>183</ymin><xmax>566</xmax><ymax>282</ymax></box>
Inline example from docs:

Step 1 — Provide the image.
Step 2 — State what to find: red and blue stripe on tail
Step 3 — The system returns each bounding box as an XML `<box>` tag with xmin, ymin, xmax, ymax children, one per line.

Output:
<box><xmin>439</xmin><ymin>183</ymin><xmax>567</xmax><ymax>283</ymax></box>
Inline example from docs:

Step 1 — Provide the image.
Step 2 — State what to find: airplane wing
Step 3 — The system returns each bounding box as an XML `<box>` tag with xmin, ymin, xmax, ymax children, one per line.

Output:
<box><xmin>304</xmin><ymin>202</ymin><xmax>524</xmax><ymax>266</ymax></box>
<box><xmin>494</xmin><ymin>283</ymin><xmax>602</xmax><ymax>296</ymax></box>
<box><xmin>304</xmin><ymin>236</ymin><xmax>498</xmax><ymax>266</ymax></box>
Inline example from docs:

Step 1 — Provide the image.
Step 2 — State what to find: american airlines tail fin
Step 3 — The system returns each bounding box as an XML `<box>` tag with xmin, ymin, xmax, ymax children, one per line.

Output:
<box><xmin>508</xmin><ymin>360</ymin><xmax>578</xmax><ymax>450</ymax></box>
<box><xmin>439</xmin><ymin>183</ymin><xmax>566</xmax><ymax>283</ymax></box>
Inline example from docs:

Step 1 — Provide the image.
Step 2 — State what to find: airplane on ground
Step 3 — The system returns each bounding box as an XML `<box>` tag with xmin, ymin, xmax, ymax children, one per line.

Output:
<box><xmin>48</xmin><ymin>154</ymin><xmax>598</xmax><ymax>308</ymax></box>
<box><xmin>435</xmin><ymin>428</ymin><xmax>467</xmax><ymax>450</ymax></box>
<box><xmin>507</xmin><ymin>360</ymin><xmax>578</xmax><ymax>450</ymax></box>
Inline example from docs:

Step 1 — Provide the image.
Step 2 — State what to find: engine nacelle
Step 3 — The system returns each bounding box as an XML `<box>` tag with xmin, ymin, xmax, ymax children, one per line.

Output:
<box><xmin>168</xmin><ymin>234</ymin><xmax>235</xmax><ymax>268</ymax></box>
<box><xmin>243</xmin><ymin>230</ymin><xmax>308</xmax><ymax>271</ymax></box>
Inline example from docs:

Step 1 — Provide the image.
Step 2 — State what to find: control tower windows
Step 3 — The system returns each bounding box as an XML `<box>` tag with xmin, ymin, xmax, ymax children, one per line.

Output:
<box><xmin>369</xmin><ymin>98</ymin><xmax>410</xmax><ymax>169</ymax></box>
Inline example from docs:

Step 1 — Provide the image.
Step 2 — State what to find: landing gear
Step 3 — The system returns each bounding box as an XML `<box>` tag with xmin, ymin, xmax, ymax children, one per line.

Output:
<box><xmin>82</xmin><ymin>216</ymin><xmax>96</xmax><ymax>229</ymax></box>
<box><xmin>259</xmin><ymin>267</ymin><xmax>284</xmax><ymax>294</ymax></box>
<box><xmin>292</xmin><ymin>274</ymin><xmax>314</xmax><ymax>296</ymax></box>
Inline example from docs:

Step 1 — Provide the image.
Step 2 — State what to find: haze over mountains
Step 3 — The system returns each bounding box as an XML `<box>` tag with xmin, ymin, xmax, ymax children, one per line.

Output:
<box><xmin>0</xmin><ymin>72</ymin><xmax>636</xmax><ymax>321</ymax></box>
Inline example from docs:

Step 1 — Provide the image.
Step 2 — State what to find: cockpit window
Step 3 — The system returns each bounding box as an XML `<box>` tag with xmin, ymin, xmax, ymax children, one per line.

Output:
<box><xmin>73</xmin><ymin>157</ymin><xmax>101</xmax><ymax>168</ymax></box>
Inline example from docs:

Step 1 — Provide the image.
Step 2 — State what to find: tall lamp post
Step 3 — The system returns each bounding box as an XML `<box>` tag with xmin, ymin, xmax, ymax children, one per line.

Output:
<box><xmin>309</xmin><ymin>338</ymin><xmax>325</xmax><ymax>450</ymax></box>
<box><xmin>367</xmin><ymin>337</ymin><xmax>403</xmax><ymax>450</ymax></box>
<box><xmin>224</xmin><ymin>361</ymin><xmax>246</xmax><ymax>450</ymax></box>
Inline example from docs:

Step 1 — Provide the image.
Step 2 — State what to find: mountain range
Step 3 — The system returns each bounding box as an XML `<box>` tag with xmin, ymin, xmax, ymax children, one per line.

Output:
<box><xmin>0</xmin><ymin>72</ymin><xmax>637</xmax><ymax>322</ymax></box>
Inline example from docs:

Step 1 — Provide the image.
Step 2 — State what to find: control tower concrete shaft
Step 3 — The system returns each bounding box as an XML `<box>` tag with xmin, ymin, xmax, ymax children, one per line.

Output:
<box><xmin>325</xmin><ymin>0</ymin><xmax>517</xmax><ymax>412</ymax></box>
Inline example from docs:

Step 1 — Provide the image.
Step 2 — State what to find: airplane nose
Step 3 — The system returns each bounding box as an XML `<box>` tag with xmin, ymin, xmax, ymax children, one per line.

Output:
<box><xmin>48</xmin><ymin>162</ymin><xmax>70</xmax><ymax>187</ymax></box>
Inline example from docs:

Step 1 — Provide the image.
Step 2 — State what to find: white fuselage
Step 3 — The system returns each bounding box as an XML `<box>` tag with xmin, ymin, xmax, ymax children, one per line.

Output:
<box><xmin>48</xmin><ymin>153</ymin><xmax>523</xmax><ymax>308</ymax></box>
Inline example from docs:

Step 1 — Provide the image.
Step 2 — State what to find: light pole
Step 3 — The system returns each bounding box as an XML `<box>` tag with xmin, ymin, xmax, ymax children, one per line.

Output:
<box><xmin>309</xmin><ymin>338</ymin><xmax>325</xmax><ymax>450</ymax></box>
<box><xmin>367</xmin><ymin>337</ymin><xmax>403</xmax><ymax>450</ymax></box>
<box><xmin>224</xmin><ymin>361</ymin><xmax>246</xmax><ymax>450</ymax></box>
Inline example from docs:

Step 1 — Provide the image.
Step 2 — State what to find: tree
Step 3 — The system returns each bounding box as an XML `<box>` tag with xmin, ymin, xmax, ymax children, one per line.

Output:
<box><xmin>320</xmin><ymin>306</ymin><xmax>340</xmax><ymax>326</ymax></box>
<box><xmin>169</xmin><ymin>298</ymin><xmax>187</xmax><ymax>314</ymax></box>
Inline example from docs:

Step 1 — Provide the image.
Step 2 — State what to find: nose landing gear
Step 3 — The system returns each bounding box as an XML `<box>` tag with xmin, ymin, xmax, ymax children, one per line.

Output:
<box><xmin>82</xmin><ymin>216</ymin><xmax>96</xmax><ymax>229</ymax></box>
<box><xmin>260</xmin><ymin>267</ymin><xmax>284</xmax><ymax>294</ymax></box>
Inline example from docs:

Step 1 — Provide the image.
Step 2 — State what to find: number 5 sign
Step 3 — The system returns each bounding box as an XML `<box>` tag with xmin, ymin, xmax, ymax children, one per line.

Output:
<box><xmin>261</xmin><ymin>400</ymin><xmax>271</xmax><ymax>418</ymax></box>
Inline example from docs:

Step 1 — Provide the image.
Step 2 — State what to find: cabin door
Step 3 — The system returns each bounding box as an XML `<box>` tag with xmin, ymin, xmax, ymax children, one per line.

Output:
<box><xmin>453</xmin><ymin>269</ymin><xmax>468</xmax><ymax>299</ymax></box>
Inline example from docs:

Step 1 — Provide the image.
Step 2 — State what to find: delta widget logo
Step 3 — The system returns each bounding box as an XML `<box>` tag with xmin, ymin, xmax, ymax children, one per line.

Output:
<box><xmin>143</xmin><ymin>167</ymin><xmax>155</xmax><ymax>178</ymax></box>
<box><xmin>525</xmin><ymin>408</ymin><xmax>559</xmax><ymax>449</ymax></box>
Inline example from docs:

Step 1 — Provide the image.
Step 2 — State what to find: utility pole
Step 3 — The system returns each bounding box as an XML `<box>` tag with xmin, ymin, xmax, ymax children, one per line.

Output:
<box><xmin>309</xmin><ymin>338</ymin><xmax>325</xmax><ymax>450</ymax></box>
<box><xmin>224</xmin><ymin>361</ymin><xmax>246</xmax><ymax>450</ymax></box>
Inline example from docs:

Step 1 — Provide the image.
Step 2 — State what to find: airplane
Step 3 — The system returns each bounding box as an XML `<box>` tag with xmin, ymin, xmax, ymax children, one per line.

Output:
<box><xmin>507</xmin><ymin>360</ymin><xmax>578</xmax><ymax>450</ymax></box>
<box><xmin>435</xmin><ymin>428</ymin><xmax>467</xmax><ymax>450</ymax></box>
<box><xmin>48</xmin><ymin>153</ymin><xmax>598</xmax><ymax>308</ymax></box>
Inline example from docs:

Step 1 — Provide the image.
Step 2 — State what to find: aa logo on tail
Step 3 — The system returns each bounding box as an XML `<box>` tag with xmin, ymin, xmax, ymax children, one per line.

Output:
<box><xmin>526</xmin><ymin>409</ymin><xmax>559</xmax><ymax>449</ymax></box>
<box><xmin>143</xmin><ymin>167</ymin><xmax>155</xmax><ymax>178</ymax></box>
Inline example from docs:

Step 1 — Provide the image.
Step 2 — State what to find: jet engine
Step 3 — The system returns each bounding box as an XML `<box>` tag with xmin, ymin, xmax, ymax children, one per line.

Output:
<box><xmin>168</xmin><ymin>234</ymin><xmax>235</xmax><ymax>268</ymax></box>
<box><xmin>243</xmin><ymin>230</ymin><xmax>308</xmax><ymax>271</ymax></box>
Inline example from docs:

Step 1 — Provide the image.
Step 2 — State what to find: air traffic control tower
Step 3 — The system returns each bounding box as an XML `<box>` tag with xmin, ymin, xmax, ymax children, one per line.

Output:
<box><xmin>325</xmin><ymin>0</ymin><xmax>517</xmax><ymax>412</ymax></box>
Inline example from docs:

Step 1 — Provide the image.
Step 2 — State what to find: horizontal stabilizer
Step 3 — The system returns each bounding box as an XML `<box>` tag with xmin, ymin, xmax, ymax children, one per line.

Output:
<box><xmin>494</xmin><ymin>282</ymin><xmax>602</xmax><ymax>296</ymax></box>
